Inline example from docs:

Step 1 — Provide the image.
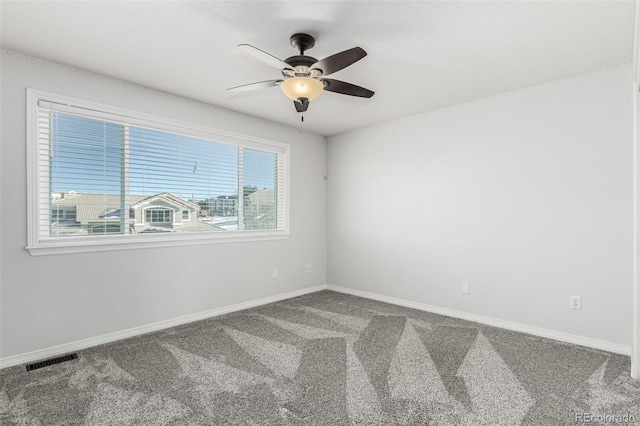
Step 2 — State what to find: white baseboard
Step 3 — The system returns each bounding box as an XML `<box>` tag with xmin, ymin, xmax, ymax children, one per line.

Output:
<box><xmin>2</xmin><ymin>283</ymin><xmax>630</xmax><ymax>370</ymax></box>
<box><xmin>0</xmin><ymin>285</ymin><xmax>328</xmax><ymax>370</ymax></box>
<box><xmin>327</xmin><ymin>285</ymin><xmax>632</xmax><ymax>356</ymax></box>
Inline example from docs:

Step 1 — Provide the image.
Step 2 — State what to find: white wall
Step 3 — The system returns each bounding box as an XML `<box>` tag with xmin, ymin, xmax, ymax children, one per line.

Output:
<box><xmin>631</xmin><ymin>0</ymin><xmax>640</xmax><ymax>379</ymax></box>
<box><xmin>0</xmin><ymin>51</ymin><xmax>327</xmax><ymax>360</ymax></box>
<box><xmin>634</xmin><ymin>77</ymin><xmax>639</xmax><ymax>376</ymax></box>
<box><xmin>1</xmin><ymin>51</ymin><xmax>633</xmax><ymax>363</ymax></box>
<box><xmin>327</xmin><ymin>65</ymin><xmax>633</xmax><ymax>348</ymax></box>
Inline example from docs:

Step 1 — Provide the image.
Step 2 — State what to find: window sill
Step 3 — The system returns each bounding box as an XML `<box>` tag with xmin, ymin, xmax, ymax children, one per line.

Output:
<box><xmin>26</xmin><ymin>231</ymin><xmax>290</xmax><ymax>256</ymax></box>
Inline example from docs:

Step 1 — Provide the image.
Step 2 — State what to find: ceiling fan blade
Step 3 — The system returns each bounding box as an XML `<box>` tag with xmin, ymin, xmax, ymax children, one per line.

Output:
<box><xmin>310</xmin><ymin>47</ymin><xmax>367</xmax><ymax>76</ymax></box>
<box><xmin>227</xmin><ymin>80</ymin><xmax>283</xmax><ymax>93</ymax></box>
<box><xmin>239</xmin><ymin>44</ymin><xmax>293</xmax><ymax>71</ymax></box>
<box><xmin>322</xmin><ymin>79</ymin><xmax>374</xmax><ymax>98</ymax></box>
<box><xmin>294</xmin><ymin>99</ymin><xmax>309</xmax><ymax>113</ymax></box>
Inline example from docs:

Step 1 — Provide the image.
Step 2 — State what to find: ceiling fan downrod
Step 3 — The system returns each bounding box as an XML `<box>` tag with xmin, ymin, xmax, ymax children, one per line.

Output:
<box><xmin>290</xmin><ymin>33</ymin><xmax>315</xmax><ymax>55</ymax></box>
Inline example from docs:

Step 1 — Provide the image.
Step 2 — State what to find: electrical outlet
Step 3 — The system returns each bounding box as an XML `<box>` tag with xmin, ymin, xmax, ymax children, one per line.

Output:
<box><xmin>272</xmin><ymin>268</ymin><xmax>278</xmax><ymax>279</ymax></box>
<box><xmin>570</xmin><ymin>296</ymin><xmax>581</xmax><ymax>310</ymax></box>
<box><xmin>462</xmin><ymin>282</ymin><xmax>470</xmax><ymax>294</ymax></box>
<box><xmin>306</xmin><ymin>265</ymin><xmax>311</xmax><ymax>273</ymax></box>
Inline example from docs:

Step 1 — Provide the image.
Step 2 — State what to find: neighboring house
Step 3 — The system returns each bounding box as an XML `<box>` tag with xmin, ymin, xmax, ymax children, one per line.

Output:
<box><xmin>50</xmin><ymin>192</ymin><xmax>219</xmax><ymax>236</ymax></box>
<box><xmin>244</xmin><ymin>189</ymin><xmax>276</xmax><ymax>229</ymax></box>
<box><xmin>208</xmin><ymin>195</ymin><xmax>238</xmax><ymax>217</ymax></box>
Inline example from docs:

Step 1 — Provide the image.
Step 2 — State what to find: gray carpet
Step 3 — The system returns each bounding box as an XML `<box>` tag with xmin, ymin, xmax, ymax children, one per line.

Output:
<box><xmin>1</xmin><ymin>290</ymin><xmax>638</xmax><ymax>425</ymax></box>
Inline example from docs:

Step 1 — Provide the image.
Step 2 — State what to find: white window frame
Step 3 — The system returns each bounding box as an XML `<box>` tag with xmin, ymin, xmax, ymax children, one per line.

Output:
<box><xmin>26</xmin><ymin>89</ymin><xmax>290</xmax><ymax>256</ymax></box>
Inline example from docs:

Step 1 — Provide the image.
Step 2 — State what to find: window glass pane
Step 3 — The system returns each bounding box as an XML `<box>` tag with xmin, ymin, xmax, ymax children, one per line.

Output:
<box><xmin>145</xmin><ymin>209</ymin><xmax>172</xmax><ymax>223</ymax></box>
<box><xmin>49</xmin><ymin>113</ymin><xmax>124</xmax><ymax>237</ymax></box>
<box><xmin>243</xmin><ymin>148</ymin><xmax>277</xmax><ymax>230</ymax></box>
<box><xmin>129</xmin><ymin>127</ymin><xmax>240</xmax><ymax>232</ymax></box>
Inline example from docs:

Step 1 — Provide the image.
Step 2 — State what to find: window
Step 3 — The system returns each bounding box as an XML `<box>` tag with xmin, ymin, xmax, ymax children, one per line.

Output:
<box><xmin>146</xmin><ymin>209</ymin><xmax>172</xmax><ymax>224</ymax></box>
<box><xmin>51</xmin><ymin>206</ymin><xmax>77</xmax><ymax>221</ymax></box>
<box><xmin>27</xmin><ymin>89</ymin><xmax>289</xmax><ymax>255</ymax></box>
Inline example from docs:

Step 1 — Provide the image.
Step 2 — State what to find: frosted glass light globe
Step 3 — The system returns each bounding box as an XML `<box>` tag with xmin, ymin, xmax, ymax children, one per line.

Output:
<box><xmin>280</xmin><ymin>77</ymin><xmax>324</xmax><ymax>101</ymax></box>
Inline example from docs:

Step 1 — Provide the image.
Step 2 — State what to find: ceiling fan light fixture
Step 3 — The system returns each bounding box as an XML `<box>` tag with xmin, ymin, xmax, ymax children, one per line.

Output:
<box><xmin>280</xmin><ymin>77</ymin><xmax>324</xmax><ymax>101</ymax></box>
<box><xmin>230</xmin><ymin>34</ymin><xmax>374</xmax><ymax>115</ymax></box>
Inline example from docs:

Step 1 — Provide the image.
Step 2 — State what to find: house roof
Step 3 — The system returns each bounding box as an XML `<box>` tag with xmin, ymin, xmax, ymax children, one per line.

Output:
<box><xmin>130</xmin><ymin>192</ymin><xmax>200</xmax><ymax>211</ymax></box>
<box><xmin>53</xmin><ymin>194</ymin><xmax>147</xmax><ymax>221</ymax></box>
<box><xmin>248</xmin><ymin>189</ymin><xmax>275</xmax><ymax>205</ymax></box>
<box><xmin>52</xmin><ymin>192</ymin><xmax>200</xmax><ymax>221</ymax></box>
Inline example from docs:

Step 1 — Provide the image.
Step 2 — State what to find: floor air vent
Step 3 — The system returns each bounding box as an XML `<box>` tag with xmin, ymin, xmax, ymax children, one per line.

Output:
<box><xmin>26</xmin><ymin>353</ymin><xmax>78</xmax><ymax>371</ymax></box>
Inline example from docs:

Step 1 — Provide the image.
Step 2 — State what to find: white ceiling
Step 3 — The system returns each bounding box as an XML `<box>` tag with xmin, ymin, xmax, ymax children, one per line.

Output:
<box><xmin>1</xmin><ymin>1</ymin><xmax>635</xmax><ymax>136</ymax></box>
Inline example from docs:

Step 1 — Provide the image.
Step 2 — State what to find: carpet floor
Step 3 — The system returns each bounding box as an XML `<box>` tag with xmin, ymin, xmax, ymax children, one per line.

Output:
<box><xmin>1</xmin><ymin>290</ymin><xmax>638</xmax><ymax>425</ymax></box>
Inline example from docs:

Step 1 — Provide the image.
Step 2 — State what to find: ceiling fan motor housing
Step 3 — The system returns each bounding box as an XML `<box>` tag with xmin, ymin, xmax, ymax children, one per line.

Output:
<box><xmin>282</xmin><ymin>64</ymin><xmax>322</xmax><ymax>80</ymax></box>
<box><xmin>284</xmin><ymin>56</ymin><xmax>317</xmax><ymax>70</ymax></box>
<box><xmin>284</xmin><ymin>33</ymin><xmax>322</xmax><ymax>79</ymax></box>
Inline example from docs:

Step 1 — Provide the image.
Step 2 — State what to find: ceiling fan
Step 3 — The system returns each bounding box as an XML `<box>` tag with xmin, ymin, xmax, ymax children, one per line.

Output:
<box><xmin>227</xmin><ymin>33</ymin><xmax>374</xmax><ymax>114</ymax></box>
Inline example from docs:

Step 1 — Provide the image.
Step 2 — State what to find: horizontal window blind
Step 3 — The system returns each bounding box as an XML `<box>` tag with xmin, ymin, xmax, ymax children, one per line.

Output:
<box><xmin>29</xmin><ymin>91</ymin><xmax>288</xmax><ymax>252</ymax></box>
